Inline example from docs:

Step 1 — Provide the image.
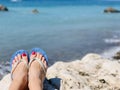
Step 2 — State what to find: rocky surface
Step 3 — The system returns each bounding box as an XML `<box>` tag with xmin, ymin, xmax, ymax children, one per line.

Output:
<box><xmin>32</xmin><ymin>9</ymin><xmax>39</xmax><ymax>14</ymax></box>
<box><xmin>1</xmin><ymin>53</ymin><xmax>120</xmax><ymax>90</ymax></box>
<box><xmin>113</xmin><ymin>51</ymin><xmax>120</xmax><ymax>60</ymax></box>
<box><xmin>104</xmin><ymin>7</ymin><xmax>120</xmax><ymax>13</ymax></box>
<box><xmin>0</xmin><ymin>4</ymin><xmax>8</xmax><ymax>11</ymax></box>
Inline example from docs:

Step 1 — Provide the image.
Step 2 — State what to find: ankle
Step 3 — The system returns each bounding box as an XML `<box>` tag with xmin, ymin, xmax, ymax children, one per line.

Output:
<box><xmin>28</xmin><ymin>77</ymin><xmax>43</xmax><ymax>90</ymax></box>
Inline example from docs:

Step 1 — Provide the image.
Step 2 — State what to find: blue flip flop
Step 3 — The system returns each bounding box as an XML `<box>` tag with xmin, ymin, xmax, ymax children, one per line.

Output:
<box><xmin>10</xmin><ymin>50</ymin><xmax>29</xmax><ymax>79</ymax></box>
<box><xmin>29</xmin><ymin>48</ymin><xmax>48</xmax><ymax>75</ymax></box>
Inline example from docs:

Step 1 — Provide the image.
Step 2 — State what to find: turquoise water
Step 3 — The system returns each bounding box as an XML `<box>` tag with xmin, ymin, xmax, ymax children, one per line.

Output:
<box><xmin>0</xmin><ymin>3</ymin><xmax>120</xmax><ymax>65</ymax></box>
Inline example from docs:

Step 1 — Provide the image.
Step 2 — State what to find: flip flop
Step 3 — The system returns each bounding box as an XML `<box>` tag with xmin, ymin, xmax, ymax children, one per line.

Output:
<box><xmin>10</xmin><ymin>50</ymin><xmax>29</xmax><ymax>80</ymax></box>
<box><xmin>29</xmin><ymin>48</ymin><xmax>48</xmax><ymax>75</ymax></box>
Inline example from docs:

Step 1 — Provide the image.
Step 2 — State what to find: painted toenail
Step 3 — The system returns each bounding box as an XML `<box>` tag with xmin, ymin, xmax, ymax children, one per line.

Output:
<box><xmin>22</xmin><ymin>53</ymin><xmax>26</xmax><ymax>56</ymax></box>
<box><xmin>32</xmin><ymin>51</ymin><xmax>36</xmax><ymax>55</ymax></box>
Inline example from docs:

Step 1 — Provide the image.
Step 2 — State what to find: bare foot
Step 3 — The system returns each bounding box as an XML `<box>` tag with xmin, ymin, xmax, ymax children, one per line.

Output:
<box><xmin>9</xmin><ymin>53</ymin><xmax>28</xmax><ymax>90</ymax></box>
<box><xmin>28</xmin><ymin>51</ymin><xmax>48</xmax><ymax>90</ymax></box>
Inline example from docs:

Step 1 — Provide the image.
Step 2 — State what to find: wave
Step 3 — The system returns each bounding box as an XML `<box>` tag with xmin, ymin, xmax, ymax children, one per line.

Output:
<box><xmin>102</xmin><ymin>35</ymin><xmax>120</xmax><ymax>59</ymax></box>
<box><xmin>0</xmin><ymin>62</ymin><xmax>10</xmax><ymax>80</ymax></box>
<box><xmin>101</xmin><ymin>46</ymin><xmax>120</xmax><ymax>59</ymax></box>
<box><xmin>11</xmin><ymin>0</ymin><xmax>22</xmax><ymax>2</ymax></box>
<box><xmin>104</xmin><ymin>38</ymin><xmax>120</xmax><ymax>44</ymax></box>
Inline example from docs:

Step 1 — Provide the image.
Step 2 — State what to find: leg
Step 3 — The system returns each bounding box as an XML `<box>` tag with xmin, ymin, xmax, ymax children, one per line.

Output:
<box><xmin>28</xmin><ymin>52</ymin><xmax>48</xmax><ymax>90</ymax></box>
<box><xmin>9</xmin><ymin>53</ymin><xmax>28</xmax><ymax>90</ymax></box>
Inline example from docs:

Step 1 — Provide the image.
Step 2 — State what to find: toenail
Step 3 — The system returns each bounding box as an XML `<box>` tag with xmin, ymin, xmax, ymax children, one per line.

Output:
<box><xmin>32</xmin><ymin>51</ymin><xmax>36</xmax><ymax>55</ymax></box>
<box><xmin>22</xmin><ymin>53</ymin><xmax>26</xmax><ymax>56</ymax></box>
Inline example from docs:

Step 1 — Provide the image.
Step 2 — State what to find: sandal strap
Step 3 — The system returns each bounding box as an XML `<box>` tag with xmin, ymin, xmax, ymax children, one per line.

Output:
<box><xmin>29</xmin><ymin>58</ymin><xmax>46</xmax><ymax>75</ymax></box>
<box><xmin>11</xmin><ymin>59</ymin><xmax>28</xmax><ymax>80</ymax></box>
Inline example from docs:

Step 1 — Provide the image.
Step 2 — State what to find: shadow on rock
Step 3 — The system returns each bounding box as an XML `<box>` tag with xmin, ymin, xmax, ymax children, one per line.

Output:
<box><xmin>43</xmin><ymin>78</ymin><xmax>61</xmax><ymax>90</ymax></box>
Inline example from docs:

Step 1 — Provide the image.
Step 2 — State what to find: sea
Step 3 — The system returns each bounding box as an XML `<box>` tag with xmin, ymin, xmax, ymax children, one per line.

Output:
<box><xmin>0</xmin><ymin>0</ymin><xmax>120</xmax><ymax>77</ymax></box>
